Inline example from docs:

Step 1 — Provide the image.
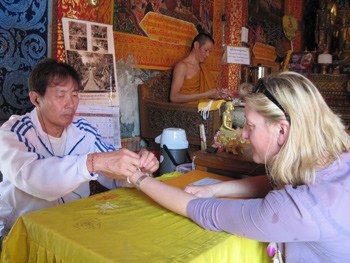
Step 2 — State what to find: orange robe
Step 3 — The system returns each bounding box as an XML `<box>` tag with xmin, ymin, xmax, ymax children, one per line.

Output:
<box><xmin>179</xmin><ymin>63</ymin><xmax>214</xmax><ymax>104</ymax></box>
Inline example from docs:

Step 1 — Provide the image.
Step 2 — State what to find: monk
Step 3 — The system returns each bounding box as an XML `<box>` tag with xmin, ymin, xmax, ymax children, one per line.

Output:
<box><xmin>170</xmin><ymin>33</ymin><xmax>232</xmax><ymax>104</ymax></box>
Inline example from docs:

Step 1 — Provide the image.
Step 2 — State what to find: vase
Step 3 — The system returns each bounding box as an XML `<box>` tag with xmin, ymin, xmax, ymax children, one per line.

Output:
<box><xmin>231</xmin><ymin>106</ymin><xmax>245</xmax><ymax>128</ymax></box>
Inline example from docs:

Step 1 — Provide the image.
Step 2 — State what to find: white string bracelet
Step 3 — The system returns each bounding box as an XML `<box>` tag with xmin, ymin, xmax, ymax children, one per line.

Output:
<box><xmin>90</xmin><ymin>153</ymin><xmax>96</xmax><ymax>173</ymax></box>
<box><xmin>127</xmin><ymin>171</ymin><xmax>151</xmax><ymax>187</ymax></box>
<box><xmin>127</xmin><ymin>167</ymin><xmax>142</xmax><ymax>185</ymax></box>
<box><xmin>135</xmin><ymin>174</ymin><xmax>150</xmax><ymax>190</ymax></box>
<box><xmin>198</xmin><ymin>100</ymin><xmax>213</xmax><ymax>120</ymax></box>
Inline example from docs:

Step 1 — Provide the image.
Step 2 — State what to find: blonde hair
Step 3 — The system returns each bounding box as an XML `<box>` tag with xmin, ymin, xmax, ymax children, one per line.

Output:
<box><xmin>245</xmin><ymin>72</ymin><xmax>350</xmax><ymax>187</ymax></box>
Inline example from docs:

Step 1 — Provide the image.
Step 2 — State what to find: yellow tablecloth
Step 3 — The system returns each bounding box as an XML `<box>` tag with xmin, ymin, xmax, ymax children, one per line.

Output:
<box><xmin>1</xmin><ymin>170</ymin><xmax>270</xmax><ymax>263</ymax></box>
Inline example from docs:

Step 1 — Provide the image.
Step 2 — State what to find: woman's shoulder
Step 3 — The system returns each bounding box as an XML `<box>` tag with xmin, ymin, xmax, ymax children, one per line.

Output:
<box><xmin>340</xmin><ymin>152</ymin><xmax>350</xmax><ymax>162</ymax></box>
<box><xmin>327</xmin><ymin>152</ymin><xmax>350</xmax><ymax>174</ymax></box>
<box><xmin>311</xmin><ymin>153</ymin><xmax>350</xmax><ymax>184</ymax></box>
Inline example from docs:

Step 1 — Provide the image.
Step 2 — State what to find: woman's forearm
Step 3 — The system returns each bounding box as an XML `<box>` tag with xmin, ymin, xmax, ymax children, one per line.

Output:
<box><xmin>212</xmin><ymin>175</ymin><xmax>271</xmax><ymax>198</ymax></box>
<box><xmin>130</xmin><ymin>173</ymin><xmax>197</xmax><ymax>216</ymax></box>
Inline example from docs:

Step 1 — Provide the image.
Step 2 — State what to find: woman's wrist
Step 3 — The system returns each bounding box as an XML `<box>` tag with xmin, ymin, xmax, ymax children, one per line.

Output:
<box><xmin>206</xmin><ymin>185</ymin><xmax>217</xmax><ymax>197</ymax></box>
<box><xmin>134</xmin><ymin>174</ymin><xmax>151</xmax><ymax>189</ymax></box>
<box><xmin>128</xmin><ymin>171</ymin><xmax>143</xmax><ymax>185</ymax></box>
<box><xmin>127</xmin><ymin>171</ymin><xmax>152</xmax><ymax>189</ymax></box>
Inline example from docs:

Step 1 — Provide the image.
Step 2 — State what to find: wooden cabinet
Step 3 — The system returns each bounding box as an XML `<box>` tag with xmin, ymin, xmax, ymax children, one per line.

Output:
<box><xmin>308</xmin><ymin>74</ymin><xmax>350</xmax><ymax>126</ymax></box>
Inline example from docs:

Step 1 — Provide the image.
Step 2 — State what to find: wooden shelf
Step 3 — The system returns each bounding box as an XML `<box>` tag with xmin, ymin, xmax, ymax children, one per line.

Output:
<box><xmin>308</xmin><ymin>74</ymin><xmax>350</xmax><ymax>126</ymax></box>
<box><xmin>192</xmin><ymin>150</ymin><xmax>266</xmax><ymax>178</ymax></box>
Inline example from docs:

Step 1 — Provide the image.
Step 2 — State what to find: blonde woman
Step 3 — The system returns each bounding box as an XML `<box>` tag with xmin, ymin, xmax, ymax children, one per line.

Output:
<box><xmin>126</xmin><ymin>72</ymin><xmax>350</xmax><ymax>262</ymax></box>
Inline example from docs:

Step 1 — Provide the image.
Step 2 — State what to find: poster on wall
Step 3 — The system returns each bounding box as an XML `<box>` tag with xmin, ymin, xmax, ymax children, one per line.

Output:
<box><xmin>75</xmin><ymin>105</ymin><xmax>121</xmax><ymax>148</ymax></box>
<box><xmin>62</xmin><ymin>17</ymin><xmax>119</xmax><ymax>106</ymax></box>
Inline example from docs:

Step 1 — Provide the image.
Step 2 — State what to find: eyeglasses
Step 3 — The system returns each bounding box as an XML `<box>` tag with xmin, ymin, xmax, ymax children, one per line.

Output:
<box><xmin>254</xmin><ymin>79</ymin><xmax>290</xmax><ymax>121</ymax></box>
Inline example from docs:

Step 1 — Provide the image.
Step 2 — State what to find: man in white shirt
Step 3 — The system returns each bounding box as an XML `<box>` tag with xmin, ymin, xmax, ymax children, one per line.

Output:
<box><xmin>0</xmin><ymin>58</ymin><xmax>159</xmax><ymax>246</ymax></box>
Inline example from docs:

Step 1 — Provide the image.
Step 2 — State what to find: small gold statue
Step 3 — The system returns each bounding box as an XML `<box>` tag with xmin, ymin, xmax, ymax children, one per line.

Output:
<box><xmin>338</xmin><ymin>39</ymin><xmax>350</xmax><ymax>62</ymax></box>
<box><xmin>216</xmin><ymin>101</ymin><xmax>247</xmax><ymax>154</ymax></box>
<box><xmin>226</xmin><ymin>137</ymin><xmax>247</xmax><ymax>155</ymax></box>
<box><xmin>220</xmin><ymin>101</ymin><xmax>235</xmax><ymax>139</ymax></box>
<box><xmin>212</xmin><ymin>101</ymin><xmax>248</xmax><ymax>154</ymax></box>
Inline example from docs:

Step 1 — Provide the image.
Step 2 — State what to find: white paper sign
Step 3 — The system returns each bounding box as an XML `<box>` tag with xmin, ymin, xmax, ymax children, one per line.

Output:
<box><xmin>75</xmin><ymin>105</ymin><xmax>121</xmax><ymax>149</ymax></box>
<box><xmin>223</xmin><ymin>46</ymin><xmax>250</xmax><ymax>65</ymax></box>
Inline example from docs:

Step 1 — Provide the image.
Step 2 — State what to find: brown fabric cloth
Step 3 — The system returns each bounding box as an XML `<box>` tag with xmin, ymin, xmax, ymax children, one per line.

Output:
<box><xmin>179</xmin><ymin>63</ymin><xmax>213</xmax><ymax>104</ymax></box>
<box><xmin>89</xmin><ymin>180</ymin><xmax>110</xmax><ymax>196</ymax></box>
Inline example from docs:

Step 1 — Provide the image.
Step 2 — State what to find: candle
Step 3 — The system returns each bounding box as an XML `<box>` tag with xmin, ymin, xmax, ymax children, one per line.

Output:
<box><xmin>318</xmin><ymin>53</ymin><xmax>332</xmax><ymax>64</ymax></box>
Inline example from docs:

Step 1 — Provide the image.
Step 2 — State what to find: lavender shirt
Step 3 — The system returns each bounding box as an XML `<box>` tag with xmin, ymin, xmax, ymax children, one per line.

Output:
<box><xmin>187</xmin><ymin>153</ymin><xmax>350</xmax><ymax>262</ymax></box>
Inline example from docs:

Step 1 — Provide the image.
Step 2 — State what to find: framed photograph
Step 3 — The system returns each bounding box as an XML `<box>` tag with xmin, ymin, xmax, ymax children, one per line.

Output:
<box><xmin>288</xmin><ymin>52</ymin><xmax>314</xmax><ymax>76</ymax></box>
<box><xmin>62</xmin><ymin>17</ymin><xmax>119</xmax><ymax>106</ymax></box>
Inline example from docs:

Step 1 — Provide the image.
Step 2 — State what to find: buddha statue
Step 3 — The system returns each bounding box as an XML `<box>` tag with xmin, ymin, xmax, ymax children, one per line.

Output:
<box><xmin>217</xmin><ymin>102</ymin><xmax>241</xmax><ymax>143</ymax></box>
<box><xmin>336</xmin><ymin>15</ymin><xmax>350</xmax><ymax>63</ymax></box>
<box><xmin>338</xmin><ymin>39</ymin><xmax>350</xmax><ymax>62</ymax></box>
<box><xmin>315</xmin><ymin>0</ymin><xmax>337</xmax><ymax>53</ymax></box>
<box><xmin>212</xmin><ymin>101</ymin><xmax>247</xmax><ymax>154</ymax></box>
<box><xmin>220</xmin><ymin>102</ymin><xmax>235</xmax><ymax>137</ymax></box>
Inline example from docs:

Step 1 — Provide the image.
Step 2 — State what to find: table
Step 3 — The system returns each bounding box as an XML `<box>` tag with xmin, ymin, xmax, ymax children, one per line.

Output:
<box><xmin>192</xmin><ymin>150</ymin><xmax>266</xmax><ymax>178</ymax></box>
<box><xmin>1</xmin><ymin>170</ymin><xmax>270</xmax><ymax>263</ymax></box>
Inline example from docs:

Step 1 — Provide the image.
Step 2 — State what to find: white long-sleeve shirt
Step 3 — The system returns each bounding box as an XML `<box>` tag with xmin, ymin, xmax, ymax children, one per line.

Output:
<box><xmin>0</xmin><ymin>109</ymin><xmax>119</xmax><ymax>236</ymax></box>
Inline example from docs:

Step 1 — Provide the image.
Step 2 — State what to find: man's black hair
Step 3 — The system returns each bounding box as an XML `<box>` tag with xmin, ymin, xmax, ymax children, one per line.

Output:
<box><xmin>28</xmin><ymin>58</ymin><xmax>81</xmax><ymax>96</ymax></box>
<box><xmin>190</xmin><ymin>33</ymin><xmax>215</xmax><ymax>50</ymax></box>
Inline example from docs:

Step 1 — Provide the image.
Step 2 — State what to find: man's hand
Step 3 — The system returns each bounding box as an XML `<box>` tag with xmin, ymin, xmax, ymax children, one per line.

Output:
<box><xmin>205</xmin><ymin>88</ymin><xmax>236</xmax><ymax>100</ymax></box>
<box><xmin>138</xmin><ymin>149</ymin><xmax>159</xmax><ymax>174</ymax></box>
<box><xmin>90</xmin><ymin>149</ymin><xmax>140</xmax><ymax>178</ymax></box>
<box><xmin>217</xmin><ymin>88</ymin><xmax>236</xmax><ymax>100</ymax></box>
<box><xmin>205</xmin><ymin>88</ymin><xmax>221</xmax><ymax>99</ymax></box>
<box><xmin>88</xmin><ymin>149</ymin><xmax>159</xmax><ymax>179</ymax></box>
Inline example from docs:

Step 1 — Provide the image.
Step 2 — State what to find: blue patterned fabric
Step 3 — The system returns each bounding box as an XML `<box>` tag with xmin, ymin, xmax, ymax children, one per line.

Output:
<box><xmin>0</xmin><ymin>0</ymin><xmax>49</xmax><ymax>122</ymax></box>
